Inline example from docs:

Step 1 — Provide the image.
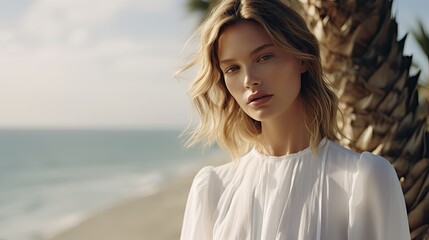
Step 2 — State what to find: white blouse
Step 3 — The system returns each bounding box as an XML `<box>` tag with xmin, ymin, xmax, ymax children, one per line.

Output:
<box><xmin>180</xmin><ymin>139</ymin><xmax>410</xmax><ymax>240</ymax></box>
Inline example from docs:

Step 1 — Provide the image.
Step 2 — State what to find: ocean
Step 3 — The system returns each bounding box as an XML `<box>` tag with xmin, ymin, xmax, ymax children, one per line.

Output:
<box><xmin>0</xmin><ymin>129</ymin><xmax>219</xmax><ymax>240</ymax></box>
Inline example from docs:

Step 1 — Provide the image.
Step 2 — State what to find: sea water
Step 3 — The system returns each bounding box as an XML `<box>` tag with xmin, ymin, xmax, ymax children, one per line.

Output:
<box><xmin>0</xmin><ymin>129</ymin><xmax>219</xmax><ymax>240</ymax></box>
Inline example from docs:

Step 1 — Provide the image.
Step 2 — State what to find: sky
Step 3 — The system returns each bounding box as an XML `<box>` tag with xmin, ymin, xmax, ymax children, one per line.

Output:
<box><xmin>0</xmin><ymin>0</ymin><xmax>427</xmax><ymax>130</ymax></box>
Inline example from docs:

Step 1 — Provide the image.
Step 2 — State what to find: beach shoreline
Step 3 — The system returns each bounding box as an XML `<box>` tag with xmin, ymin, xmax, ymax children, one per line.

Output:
<box><xmin>43</xmin><ymin>152</ymin><xmax>229</xmax><ymax>240</ymax></box>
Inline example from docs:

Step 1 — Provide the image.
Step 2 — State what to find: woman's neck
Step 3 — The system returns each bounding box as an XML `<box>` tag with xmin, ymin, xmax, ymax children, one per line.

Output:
<box><xmin>258</xmin><ymin>97</ymin><xmax>310</xmax><ymax>156</ymax></box>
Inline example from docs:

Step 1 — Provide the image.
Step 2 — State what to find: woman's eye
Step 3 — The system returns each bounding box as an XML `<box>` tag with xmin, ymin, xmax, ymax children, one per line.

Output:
<box><xmin>257</xmin><ymin>54</ymin><xmax>274</xmax><ymax>62</ymax></box>
<box><xmin>225</xmin><ymin>66</ymin><xmax>239</xmax><ymax>74</ymax></box>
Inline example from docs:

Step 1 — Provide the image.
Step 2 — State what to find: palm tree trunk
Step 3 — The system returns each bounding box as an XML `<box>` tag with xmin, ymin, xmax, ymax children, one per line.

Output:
<box><xmin>299</xmin><ymin>0</ymin><xmax>429</xmax><ymax>239</ymax></box>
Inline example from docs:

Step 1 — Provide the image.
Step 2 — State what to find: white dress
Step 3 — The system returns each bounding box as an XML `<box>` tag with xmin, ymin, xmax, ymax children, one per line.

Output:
<box><xmin>180</xmin><ymin>139</ymin><xmax>411</xmax><ymax>240</ymax></box>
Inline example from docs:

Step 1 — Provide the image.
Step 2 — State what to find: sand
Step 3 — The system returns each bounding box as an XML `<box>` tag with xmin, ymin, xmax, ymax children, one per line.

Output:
<box><xmin>44</xmin><ymin>153</ymin><xmax>229</xmax><ymax>240</ymax></box>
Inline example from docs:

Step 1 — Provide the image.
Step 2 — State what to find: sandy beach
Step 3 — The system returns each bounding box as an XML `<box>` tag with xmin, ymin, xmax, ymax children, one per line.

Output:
<box><xmin>44</xmin><ymin>153</ymin><xmax>229</xmax><ymax>240</ymax></box>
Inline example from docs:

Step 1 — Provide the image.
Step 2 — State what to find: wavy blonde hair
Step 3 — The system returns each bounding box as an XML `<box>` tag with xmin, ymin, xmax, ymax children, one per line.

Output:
<box><xmin>177</xmin><ymin>0</ymin><xmax>341</xmax><ymax>159</ymax></box>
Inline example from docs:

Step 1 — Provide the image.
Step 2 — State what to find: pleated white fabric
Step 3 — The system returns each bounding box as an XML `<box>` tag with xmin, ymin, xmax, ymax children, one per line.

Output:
<box><xmin>180</xmin><ymin>139</ymin><xmax>410</xmax><ymax>240</ymax></box>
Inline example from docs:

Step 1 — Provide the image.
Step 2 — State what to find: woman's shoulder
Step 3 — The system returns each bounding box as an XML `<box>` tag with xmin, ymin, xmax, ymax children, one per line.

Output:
<box><xmin>356</xmin><ymin>151</ymin><xmax>396</xmax><ymax>179</ymax></box>
<box><xmin>326</xmin><ymin>140</ymin><xmax>360</xmax><ymax>159</ymax></box>
<box><xmin>191</xmin><ymin>160</ymin><xmax>237</xmax><ymax>189</ymax></box>
<box><xmin>326</xmin><ymin>140</ymin><xmax>395</xmax><ymax>176</ymax></box>
<box><xmin>325</xmin><ymin>140</ymin><xmax>396</xmax><ymax>179</ymax></box>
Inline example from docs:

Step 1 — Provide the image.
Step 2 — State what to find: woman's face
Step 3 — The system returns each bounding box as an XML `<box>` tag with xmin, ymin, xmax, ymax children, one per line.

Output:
<box><xmin>217</xmin><ymin>21</ymin><xmax>306</xmax><ymax>122</ymax></box>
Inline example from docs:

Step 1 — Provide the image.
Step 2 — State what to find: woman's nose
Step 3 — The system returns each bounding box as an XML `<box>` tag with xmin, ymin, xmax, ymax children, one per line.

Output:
<box><xmin>243</xmin><ymin>69</ymin><xmax>261</xmax><ymax>88</ymax></box>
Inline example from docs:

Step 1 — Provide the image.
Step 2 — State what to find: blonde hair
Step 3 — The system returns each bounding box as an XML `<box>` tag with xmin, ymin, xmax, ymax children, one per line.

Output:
<box><xmin>177</xmin><ymin>0</ymin><xmax>341</xmax><ymax>159</ymax></box>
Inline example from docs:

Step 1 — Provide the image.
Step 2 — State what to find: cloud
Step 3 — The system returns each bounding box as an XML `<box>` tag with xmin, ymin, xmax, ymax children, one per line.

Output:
<box><xmin>19</xmin><ymin>0</ymin><xmax>170</xmax><ymax>44</ymax></box>
<box><xmin>0</xmin><ymin>0</ymin><xmax>199</xmax><ymax>129</ymax></box>
<box><xmin>0</xmin><ymin>30</ymin><xmax>15</xmax><ymax>44</ymax></box>
<box><xmin>0</xmin><ymin>35</ymin><xmax>192</xmax><ymax>129</ymax></box>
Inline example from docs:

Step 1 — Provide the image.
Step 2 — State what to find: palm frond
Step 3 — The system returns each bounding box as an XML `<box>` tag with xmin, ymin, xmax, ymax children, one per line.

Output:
<box><xmin>186</xmin><ymin>0</ymin><xmax>221</xmax><ymax>23</ymax></box>
<box><xmin>412</xmin><ymin>19</ymin><xmax>429</xmax><ymax>64</ymax></box>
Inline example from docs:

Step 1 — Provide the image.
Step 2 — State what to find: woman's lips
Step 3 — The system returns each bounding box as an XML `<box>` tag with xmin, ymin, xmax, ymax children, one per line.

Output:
<box><xmin>248</xmin><ymin>95</ymin><xmax>273</xmax><ymax>107</ymax></box>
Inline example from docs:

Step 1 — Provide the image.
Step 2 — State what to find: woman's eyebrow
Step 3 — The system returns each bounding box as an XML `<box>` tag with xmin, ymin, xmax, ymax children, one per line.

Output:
<box><xmin>220</xmin><ymin>43</ymin><xmax>275</xmax><ymax>65</ymax></box>
<box><xmin>249</xmin><ymin>43</ymin><xmax>275</xmax><ymax>56</ymax></box>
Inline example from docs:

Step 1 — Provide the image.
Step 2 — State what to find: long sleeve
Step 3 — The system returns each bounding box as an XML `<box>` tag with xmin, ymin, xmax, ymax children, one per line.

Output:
<box><xmin>348</xmin><ymin>152</ymin><xmax>410</xmax><ymax>240</ymax></box>
<box><xmin>180</xmin><ymin>166</ymin><xmax>214</xmax><ymax>240</ymax></box>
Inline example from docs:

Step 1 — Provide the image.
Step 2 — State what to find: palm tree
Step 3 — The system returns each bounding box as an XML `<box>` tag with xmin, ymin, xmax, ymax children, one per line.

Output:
<box><xmin>185</xmin><ymin>0</ymin><xmax>429</xmax><ymax>239</ymax></box>
<box><xmin>299</xmin><ymin>1</ymin><xmax>428</xmax><ymax>238</ymax></box>
<box><xmin>412</xmin><ymin>19</ymin><xmax>429</xmax><ymax>103</ymax></box>
<box><xmin>186</xmin><ymin>0</ymin><xmax>220</xmax><ymax>23</ymax></box>
<box><xmin>412</xmin><ymin>19</ymin><xmax>429</xmax><ymax>72</ymax></box>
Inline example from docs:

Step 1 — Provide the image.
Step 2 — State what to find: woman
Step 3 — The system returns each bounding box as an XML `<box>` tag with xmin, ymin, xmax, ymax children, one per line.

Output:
<box><xmin>178</xmin><ymin>0</ymin><xmax>410</xmax><ymax>239</ymax></box>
